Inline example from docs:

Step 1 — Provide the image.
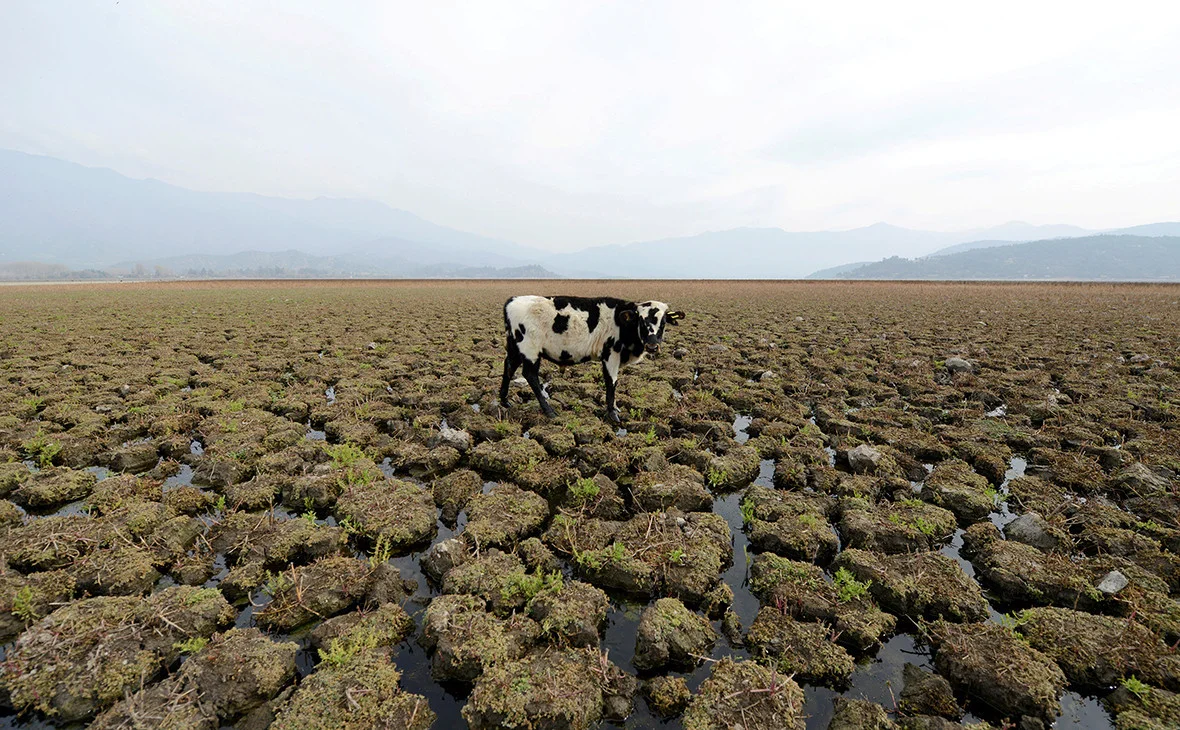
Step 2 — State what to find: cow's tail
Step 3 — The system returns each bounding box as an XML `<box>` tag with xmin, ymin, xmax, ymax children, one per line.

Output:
<box><xmin>502</xmin><ymin>297</ymin><xmax>515</xmax><ymax>334</ymax></box>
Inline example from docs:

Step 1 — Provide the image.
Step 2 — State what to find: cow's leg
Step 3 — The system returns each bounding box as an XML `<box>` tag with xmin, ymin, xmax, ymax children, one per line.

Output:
<box><xmin>602</xmin><ymin>355</ymin><xmax>621</xmax><ymax>423</ymax></box>
<box><xmin>522</xmin><ymin>358</ymin><xmax>556</xmax><ymax>417</ymax></box>
<box><xmin>499</xmin><ymin>349</ymin><xmax>521</xmax><ymax>408</ymax></box>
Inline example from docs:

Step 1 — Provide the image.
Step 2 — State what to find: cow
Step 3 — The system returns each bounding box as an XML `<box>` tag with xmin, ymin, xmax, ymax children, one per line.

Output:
<box><xmin>500</xmin><ymin>295</ymin><xmax>685</xmax><ymax>423</ymax></box>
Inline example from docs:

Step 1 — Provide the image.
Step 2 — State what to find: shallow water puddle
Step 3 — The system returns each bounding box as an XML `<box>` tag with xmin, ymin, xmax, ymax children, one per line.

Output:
<box><xmin>731</xmin><ymin>414</ymin><xmax>752</xmax><ymax>443</ymax></box>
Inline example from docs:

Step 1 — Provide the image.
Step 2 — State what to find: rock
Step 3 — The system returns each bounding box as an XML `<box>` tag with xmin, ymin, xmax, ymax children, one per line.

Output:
<box><xmin>744</xmin><ymin>607</ymin><xmax>855</xmax><ymax>685</ymax></box>
<box><xmin>926</xmin><ymin>621</ymin><xmax>1065</xmax><ymax>723</ymax></box>
<box><xmin>847</xmin><ymin>444</ymin><xmax>884</xmax><ymax>474</ymax></box>
<box><xmin>421</xmin><ymin>537</ymin><xmax>472</xmax><ymax>584</ymax></box>
<box><xmin>682</xmin><ymin>658</ymin><xmax>806</xmax><ymax>730</ymax></box>
<box><xmin>759</xmin><ymin>370</ymin><xmax>778</xmax><ymax>381</ymax></box>
<box><xmin>643</xmin><ymin>675</ymin><xmax>691</xmax><ymax>717</ymax></box>
<box><xmin>271</xmin><ymin>651</ymin><xmax>434</xmax><ymax>730</ymax></box>
<box><xmin>944</xmin><ymin>357</ymin><xmax>973</xmax><ymax>374</ymax></box>
<box><xmin>2</xmin><ymin>586</ymin><xmax>235</xmax><ymax>722</ymax></box>
<box><xmin>673</xmin><ymin>347</ymin><xmax>688</xmax><ymax>359</ymax></box>
<box><xmin>421</xmin><ymin>594</ymin><xmax>540</xmax><ymax>682</ymax></box>
<box><xmin>1096</xmin><ymin>569</ymin><xmax>1129</xmax><ymax>594</ymax></box>
<box><xmin>899</xmin><ymin>662</ymin><xmax>960</xmax><ymax>718</ymax></box>
<box><xmin>634</xmin><ymin>597</ymin><xmax>718</xmax><ymax>672</ymax></box>
<box><xmin>1004</xmin><ymin>512</ymin><xmax>1068</xmax><ymax>553</ymax></box>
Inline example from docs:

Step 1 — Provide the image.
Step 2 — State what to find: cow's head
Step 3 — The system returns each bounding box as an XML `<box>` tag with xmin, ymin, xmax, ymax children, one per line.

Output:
<box><xmin>633</xmin><ymin>300</ymin><xmax>685</xmax><ymax>354</ymax></box>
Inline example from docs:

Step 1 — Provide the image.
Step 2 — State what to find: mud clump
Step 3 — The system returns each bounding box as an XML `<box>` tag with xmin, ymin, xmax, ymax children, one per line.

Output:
<box><xmin>682</xmin><ymin>657</ymin><xmax>805</xmax><ymax>730</ymax></box>
<box><xmin>744</xmin><ymin>606</ymin><xmax>855</xmax><ymax>685</ymax></box>
<box><xmin>334</xmin><ymin>477</ymin><xmax>436</xmax><ymax>552</ymax></box>
<box><xmin>828</xmin><ymin>697</ymin><xmax>895</xmax><ymax>730</ymax></box>
<box><xmin>468</xmin><ymin>436</ymin><xmax>548</xmax><ymax>482</ymax></box>
<box><xmin>1</xmin><ymin>585</ymin><xmax>235</xmax><ymax>722</ymax></box>
<box><xmin>838</xmin><ymin>499</ymin><xmax>957</xmax><ymax>553</ymax></box>
<box><xmin>310</xmin><ymin>602</ymin><xmax>414</xmax><ymax>656</ymax></box>
<box><xmin>432</xmin><ymin>468</ymin><xmax>483</xmax><ymax>523</ymax></box>
<box><xmin>255</xmin><ymin>556</ymin><xmax>409</xmax><ymax>631</ymax></box>
<box><xmin>925</xmin><ymin>620</ymin><xmax>1066</xmax><ymax>723</ymax></box>
<box><xmin>633</xmin><ymin>597</ymin><xmax>718</xmax><ymax>672</ymax></box>
<box><xmin>421</xmin><ymin>593</ymin><xmax>540</xmax><ymax>682</ymax></box>
<box><xmin>833</xmin><ymin>549</ymin><xmax>988</xmax><ymax>622</ymax></box>
<box><xmin>748</xmin><ymin>553</ymin><xmax>896</xmax><ymax>651</ymax></box>
<box><xmin>632</xmin><ymin>465</ymin><xmax>712</xmax><ymax>512</ymax></box>
<box><xmin>0</xmin><ymin>568</ymin><xmax>75</xmax><ymax>640</ymax></box>
<box><xmin>210</xmin><ymin>511</ymin><xmax>347</xmax><ymax>569</ymax></box>
<box><xmin>562</xmin><ymin>510</ymin><xmax>732</xmax><ymax>605</ymax></box>
<box><xmin>643</xmin><ymin>675</ymin><xmax>692</xmax><ymax>717</ymax></box>
<box><xmin>899</xmin><ymin>662</ymin><xmax>961</xmax><ymax>719</ymax></box>
<box><xmin>527</xmin><ymin>578</ymin><xmax>609</xmax><ymax>647</ymax></box>
<box><xmin>1103</xmin><ymin>684</ymin><xmax>1180</xmax><ymax>730</ymax></box>
<box><xmin>91</xmin><ymin>627</ymin><xmax>298</xmax><ymax>728</ymax></box>
<box><xmin>463</xmin><ymin>483</ymin><xmax>550</xmax><ymax>548</ymax></box>
<box><xmin>1014</xmin><ymin>606</ymin><xmax>1180</xmax><ymax>691</ymax></box>
<box><xmin>71</xmin><ymin>544</ymin><xmax>161</xmax><ymax>596</ymax></box>
<box><xmin>921</xmin><ymin>460</ymin><xmax>995</xmax><ymax>523</ymax></box>
<box><xmin>271</xmin><ymin>650</ymin><xmax>435</xmax><ymax>730</ymax></box>
<box><xmin>964</xmin><ymin>524</ymin><xmax>1106</xmax><ymax>611</ymax></box>
<box><xmin>462</xmin><ymin>647</ymin><xmax>636</xmax><ymax>729</ymax></box>
<box><xmin>441</xmin><ymin>548</ymin><xmax>534</xmax><ymax>616</ymax></box>
<box><xmin>420</xmin><ymin>536</ymin><xmax>472</xmax><ymax>584</ymax></box>
<box><xmin>744</xmin><ymin>486</ymin><xmax>839</xmax><ymax>564</ymax></box>
<box><xmin>10</xmin><ymin>466</ymin><xmax>96</xmax><ymax>508</ymax></box>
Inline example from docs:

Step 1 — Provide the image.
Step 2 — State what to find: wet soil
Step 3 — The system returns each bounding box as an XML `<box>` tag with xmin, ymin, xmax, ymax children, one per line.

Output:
<box><xmin>2</xmin><ymin>280</ymin><xmax>1179</xmax><ymax>729</ymax></box>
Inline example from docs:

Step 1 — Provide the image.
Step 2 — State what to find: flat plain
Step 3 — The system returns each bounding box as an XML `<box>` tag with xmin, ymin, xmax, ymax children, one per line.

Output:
<box><xmin>1</xmin><ymin>280</ymin><xmax>1179</xmax><ymax>729</ymax></box>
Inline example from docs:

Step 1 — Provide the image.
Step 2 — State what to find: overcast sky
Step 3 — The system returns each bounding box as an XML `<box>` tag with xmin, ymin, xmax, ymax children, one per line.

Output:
<box><xmin>2</xmin><ymin>1</ymin><xmax>1179</xmax><ymax>250</ymax></box>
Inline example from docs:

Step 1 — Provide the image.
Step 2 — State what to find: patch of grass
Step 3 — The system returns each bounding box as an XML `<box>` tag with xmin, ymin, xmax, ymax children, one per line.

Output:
<box><xmin>569</xmin><ymin>477</ymin><xmax>600</xmax><ymax>505</ymax></box>
<box><xmin>20</xmin><ymin>429</ymin><xmax>61</xmax><ymax>468</ymax></box>
<box><xmin>11</xmin><ymin>585</ymin><xmax>36</xmax><ymax>622</ymax></box>
<box><xmin>740</xmin><ymin>498</ymin><xmax>756</xmax><ymax>526</ymax></box>
<box><xmin>368</xmin><ymin>533</ymin><xmax>393</xmax><ymax>569</ymax></box>
<box><xmin>501</xmin><ymin>570</ymin><xmax>563</xmax><ymax>604</ymax></box>
<box><xmin>833</xmin><ymin>567</ymin><xmax>871</xmax><ymax>603</ymax></box>
<box><xmin>668</xmin><ymin>548</ymin><xmax>685</xmax><ymax>564</ymax></box>
<box><xmin>1119</xmin><ymin>674</ymin><xmax>1150</xmax><ymax>700</ymax></box>
<box><xmin>325</xmin><ymin>442</ymin><xmax>366</xmax><ymax>469</ymax></box>
<box><xmin>173</xmin><ymin>636</ymin><xmax>209</xmax><ymax>654</ymax></box>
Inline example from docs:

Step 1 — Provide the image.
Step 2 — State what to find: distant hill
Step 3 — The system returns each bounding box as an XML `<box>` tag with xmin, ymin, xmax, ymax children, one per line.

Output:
<box><xmin>925</xmin><ymin>222</ymin><xmax>1180</xmax><ymax>257</ymax></box>
<box><xmin>0</xmin><ymin>148</ymin><xmax>545</xmax><ymax>269</ymax></box>
<box><xmin>539</xmin><ymin>222</ymin><xmax>1089</xmax><ymax>279</ymax></box>
<box><xmin>807</xmin><ymin>261</ymin><xmax>878</xmax><ymax>279</ymax></box>
<box><xmin>828</xmin><ymin>235</ymin><xmax>1180</xmax><ymax>281</ymax></box>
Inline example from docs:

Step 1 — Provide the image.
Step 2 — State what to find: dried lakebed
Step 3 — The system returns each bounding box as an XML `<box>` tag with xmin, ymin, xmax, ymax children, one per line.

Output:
<box><xmin>1</xmin><ymin>280</ymin><xmax>1179</xmax><ymax>729</ymax></box>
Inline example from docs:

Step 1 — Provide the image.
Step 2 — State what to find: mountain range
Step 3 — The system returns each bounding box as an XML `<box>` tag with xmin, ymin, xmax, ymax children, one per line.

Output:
<box><xmin>2</xmin><ymin>148</ymin><xmax>1178</xmax><ymax>281</ymax></box>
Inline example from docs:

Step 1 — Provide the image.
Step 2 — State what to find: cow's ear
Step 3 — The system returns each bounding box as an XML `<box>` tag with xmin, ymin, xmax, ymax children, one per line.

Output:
<box><xmin>620</xmin><ymin>310</ymin><xmax>635</xmax><ymax>324</ymax></box>
<box><xmin>666</xmin><ymin>310</ymin><xmax>685</xmax><ymax>325</ymax></box>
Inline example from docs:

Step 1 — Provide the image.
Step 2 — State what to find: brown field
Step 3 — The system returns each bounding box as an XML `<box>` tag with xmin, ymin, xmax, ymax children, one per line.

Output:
<box><xmin>1</xmin><ymin>280</ymin><xmax>1178</xmax><ymax>729</ymax></box>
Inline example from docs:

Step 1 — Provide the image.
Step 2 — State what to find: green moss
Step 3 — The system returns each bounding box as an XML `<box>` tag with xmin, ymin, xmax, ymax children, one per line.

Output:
<box><xmin>272</xmin><ymin>651</ymin><xmax>434</xmax><ymax>730</ymax></box>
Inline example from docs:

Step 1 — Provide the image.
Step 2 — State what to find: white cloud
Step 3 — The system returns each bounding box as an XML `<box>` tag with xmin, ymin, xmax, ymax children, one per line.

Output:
<box><xmin>2</xmin><ymin>0</ymin><xmax>1178</xmax><ymax>249</ymax></box>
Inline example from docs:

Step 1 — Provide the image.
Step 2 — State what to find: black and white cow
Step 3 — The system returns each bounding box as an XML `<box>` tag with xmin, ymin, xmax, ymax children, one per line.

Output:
<box><xmin>500</xmin><ymin>296</ymin><xmax>685</xmax><ymax>423</ymax></box>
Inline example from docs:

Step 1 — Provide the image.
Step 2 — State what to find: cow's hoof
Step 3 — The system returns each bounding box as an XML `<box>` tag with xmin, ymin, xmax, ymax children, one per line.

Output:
<box><xmin>541</xmin><ymin>407</ymin><xmax>557</xmax><ymax>418</ymax></box>
<box><xmin>606</xmin><ymin>409</ymin><xmax>621</xmax><ymax>424</ymax></box>
<box><xmin>499</xmin><ymin>400</ymin><xmax>510</xmax><ymax>409</ymax></box>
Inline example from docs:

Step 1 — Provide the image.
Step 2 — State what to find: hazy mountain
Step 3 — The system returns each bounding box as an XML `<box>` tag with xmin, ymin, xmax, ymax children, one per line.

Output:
<box><xmin>542</xmin><ymin>221</ymin><xmax>1126</xmax><ymax>279</ymax></box>
<box><xmin>829</xmin><ymin>235</ymin><xmax>1180</xmax><ymax>281</ymax></box>
<box><xmin>925</xmin><ymin>221</ymin><xmax>1180</xmax><ymax>257</ymax></box>
<box><xmin>806</xmin><ymin>261</ymin><xmax>879</xmax><ymax>279</ymax></box>
<box><xmin>0</xmin><ymin>149</ymin><xmax>544</xmax><ymax>268</ymax></box>
<box><xmin>107</xmin><ymin>250</ymin><xmax>560</xmax><ymax>279</ymax></box>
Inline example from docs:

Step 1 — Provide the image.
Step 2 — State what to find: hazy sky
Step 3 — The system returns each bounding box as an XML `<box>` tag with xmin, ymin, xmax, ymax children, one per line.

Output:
<box><xmin>3</xmin><ymin>1</ymin><xmax>1179</xmax><ymax>250</ymax></box>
